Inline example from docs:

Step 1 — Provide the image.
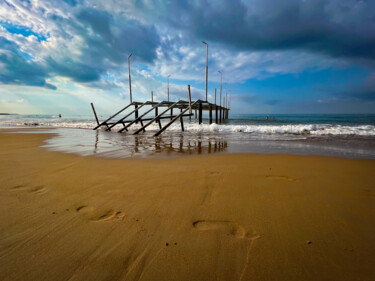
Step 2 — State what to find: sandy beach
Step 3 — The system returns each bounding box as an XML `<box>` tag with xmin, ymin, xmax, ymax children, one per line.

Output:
<box><xmin>1</xmin><ymin>130</ymin><xmax>375</xmax><ymax>281</ymax></box>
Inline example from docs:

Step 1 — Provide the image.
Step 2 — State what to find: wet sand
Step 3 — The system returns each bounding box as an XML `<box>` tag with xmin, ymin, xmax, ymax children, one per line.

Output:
<box><xmin>0</xmin><ymin>131</ymin><xmax>375</xmax><ymax>281</ymax></box>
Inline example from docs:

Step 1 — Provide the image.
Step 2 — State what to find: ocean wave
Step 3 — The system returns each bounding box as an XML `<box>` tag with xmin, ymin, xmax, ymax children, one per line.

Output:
<box><xmin>1</xmin><ymin>119</ymin><xmax>375</xmax><ymax>136</ymax></box>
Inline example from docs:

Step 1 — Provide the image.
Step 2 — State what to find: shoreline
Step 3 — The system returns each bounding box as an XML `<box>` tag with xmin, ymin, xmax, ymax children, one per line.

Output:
<box><xmin>2</xmin><ymin>127</ymin><xmax>375</xmax><ymax>160</ymax></box>
<box><xmin>1</xmin><ymin>131</ymin><xmax>375</xmax><ymax>280</ymax></box>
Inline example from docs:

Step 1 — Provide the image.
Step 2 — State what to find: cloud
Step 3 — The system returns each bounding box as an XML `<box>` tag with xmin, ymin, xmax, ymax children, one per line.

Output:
<box><xmin>0</xmin><ymin>37</ymin><xmax>56</xmax><ymax>89</ymax></box>
<box><xmin>134</xmin><ymin>0</ymin><xmax>375</xmax><ymax>66</ymax></box>
<box><xmin>0</xmin><ymin>2</ymin><xmax>161</xmax><ymax>87</ymax></box>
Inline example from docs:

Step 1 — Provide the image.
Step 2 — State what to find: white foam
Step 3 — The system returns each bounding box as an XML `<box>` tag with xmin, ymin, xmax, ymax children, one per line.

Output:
<box><xmin>165</xmin><ymin>123</ymin><xmax>375</xmax><ymax>136</ymax></box>
<box><xmin>1</xmin><ymin>118</ymin><xmax>375</xmax><ymax>136</ymax></box>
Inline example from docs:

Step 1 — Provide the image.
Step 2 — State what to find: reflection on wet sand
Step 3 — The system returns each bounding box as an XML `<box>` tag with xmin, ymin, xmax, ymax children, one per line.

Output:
<box><xmin>152</xmin><ymin>135</ymin><xmax>227</xmax><ymax>155</ymax></box>
<box><xmin>92</xmin><ymin>130</ymin><xmax>227</xmax><ymax>157</ymax></box>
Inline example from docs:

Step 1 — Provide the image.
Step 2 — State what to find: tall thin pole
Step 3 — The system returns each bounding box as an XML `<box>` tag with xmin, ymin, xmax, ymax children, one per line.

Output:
<box><xmin>226</xmin><ymin>83</ymin><xmax>228</xmax><ymax>108</ymax></box>
<box><xmin>229</xmin><ymin>90</ymin><xmax>231</xmax><ymax>109</ymax></box>
<box><xmin>167</xmin><ymin>74</ymin><xmax>171</xmax><ymax>102</ymax></box>
<box><xmin>128</xmin><ymin>54</ymin><xmax>132</xmax><ymax>103</ymax></box>
<box><xmin>215</xmin><ymin>88</ymin><xmax>217</xmax><ymax>105</ymax></box>
<box><xmin>151</xmin><ymin>91</ymin><xmax>153</xmax><ymax>102</ymax></box>
<box><xmin>218</xmin><ymin>71</ymin><xmax>222</xmax><ymax>107</ymax></box>
<box><xmin>202</xmin><ymin>41</ymin><xmax>208</xmax><ymax>102</ymax></box>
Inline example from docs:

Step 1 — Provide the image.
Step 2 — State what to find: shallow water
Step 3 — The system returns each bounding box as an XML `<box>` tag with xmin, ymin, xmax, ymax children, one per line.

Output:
<box><xmin>2</xmin><ymin>113</ymin><xmax>375</xmax><ymax>159</ymax></box>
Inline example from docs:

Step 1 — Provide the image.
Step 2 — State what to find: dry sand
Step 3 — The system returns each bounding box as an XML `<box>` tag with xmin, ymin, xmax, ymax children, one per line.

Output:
<box><xmin>0</xmin><ymin>131</ymin><xmax>375</xmax><ymax>281</ymax></box>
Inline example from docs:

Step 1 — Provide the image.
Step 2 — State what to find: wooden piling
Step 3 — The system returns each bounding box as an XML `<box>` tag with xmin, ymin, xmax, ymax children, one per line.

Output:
<box><xmin>198</xmin><ymin>102</ymin><xmax>203</xmax><ymax>124</ymax></box>
<box><xmin>180</xmin><ymin>108</ymin><xmax>184</xmax><ymax>131</ymax></box>
<box><xmin>215</xmin><ymin>106</ymin><xmax>218</xmax><ymax>124</ymax></box>
<box><xmin>135</xmin><ymin>104</ymin><xmax>139</xmax><ymax>123</ymax></box>
<box><xmin>209</xmin><ymin>105</ymin><xmax>212</xmax><ymax>124</ymax></box>
<box><xmin>188</xmin><ymin>85</ymin><xmax>192</xmax><ymax>120</ymax></box>
<box><xmin>90</xmin><ymin>102</ymin><xmax>100</xmax><ymax>125</ymax></box>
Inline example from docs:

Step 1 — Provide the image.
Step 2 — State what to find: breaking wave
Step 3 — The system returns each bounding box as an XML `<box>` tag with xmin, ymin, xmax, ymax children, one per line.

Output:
<box><xmin>1</xmin><ymin>118</ymin><xmax>375</xmax><ymax>136</ymax></box>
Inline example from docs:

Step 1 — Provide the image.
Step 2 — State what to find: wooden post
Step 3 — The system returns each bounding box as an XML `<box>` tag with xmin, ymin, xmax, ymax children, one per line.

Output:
<box><xmin>202</xmin><ymin>41</ymin><xmax>208</xmax><ymax>101</ymax></box>
<box><xmin>198</xmin><ymin>102</ymin><xmax>203</xmax><ymax>124</ymax></box>
<box><xmin>214</xmin><ymin>88</ymin><xmax>217</xmax><ymax>105</ymax></box>
<box><xmin>155</xmin><ymin>106</ymin><xmax>158</xmax><ymax>123</ymax></box>
<box><xmin>215</xmin><ymin>106</ymin><xmax>218</xmax><ymax>124</ymax></box>
<box><xmin>187</xmin><ymin>85</ymin><xmax>192</xmax><ymax>114</ymax></box>
<box><xmin>188</xmin><ymin>84</ymin><xmax>192</xmax><ymax>120</ymax></box>
<box><xmin>151</xmin><ymin>91</ymin><xmax>153</xmax><ymax>102</ymax></box>
<box><xmin>135</xmin><ymin>104</ymin><xmax>138</xmax><ymax>123</ymax></box>
<box><xmin>170</xmin><ymin>108</ymin><xmax>173</xmax><ymax>120</ymax></box>
<box><xmin>128</xmin><ymin>54</ymin><xmax>132</xmax><ymax>103</ymax></box>
<box><xmin>209</xmin><ymin>105</ymin><xmax>212</xmax><ymax>124</ymax></box>
<box><xmin>219</xmin><ymin>106</ymin><xmax>222</xmax><ymax>123</ymax></box>
<box><xmin>195</xmin><ymin>109</ymin><xmax>197</xmax><ymax>119</ymax></box>
<box><xmin>90</xmin><ymin>102</ymin><xmax>100</xmax><ymax>125</ymax></box>
<box><xmin>226</xmin><ymin>83</ymin><xmax>228</xmax><ymax>109</ymax></box>
<box><xmin>140</xmin><ymin>120</ymin><xmax>145</xmax><ymax>132</ymax></box>
<box><xmin>180</xmin><ymin>108</ymin><xmax>184</xmax><ymax>131</ymax></box>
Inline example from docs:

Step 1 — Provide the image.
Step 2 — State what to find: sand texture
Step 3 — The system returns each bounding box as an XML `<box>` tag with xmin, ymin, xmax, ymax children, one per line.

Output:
<box><xmin>0</xmin><ymin>131</ymin><xmax>375</xmax><ymax>281</ymax></box>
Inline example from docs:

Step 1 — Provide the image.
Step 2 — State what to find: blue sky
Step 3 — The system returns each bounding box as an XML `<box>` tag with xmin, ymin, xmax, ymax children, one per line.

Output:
<box><xmin>0</xmin><ymin>0</ymin><xmax>374</xmax><ymax>114</ymax></box>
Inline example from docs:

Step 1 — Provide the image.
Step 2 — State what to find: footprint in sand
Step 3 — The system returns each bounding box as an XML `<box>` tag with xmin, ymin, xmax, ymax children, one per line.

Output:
<box><xmin>193</xmin><ymin>220</ymin><xmax>247</xmax><ymax>238</ymax></box>
<box><xmin>192</xmin><ymin>220</ymin><xmax>260</xmax><ymax>281</ymax></box>
<box><xmin>29</xmin><ymin>185</ymin><xmax>48</xmax><ymax>194</ymax></box>
<box><xmin>11</xmin><ymin>185</ymin><xmax>48</xmax><ymax>194</ymax></box>
<box><xmin>266</xmin><ymin>175</ymin><xmax>298</xmax><ymax>182</ymax></box>
<box><xmin>201</xmin><ymin>171</ymin><xmax>224</xmax><ymax>206</ymax></box>
<box><xmin>76</xmin><ymin>205</ymin><xmax>125</xmax><ymax>222</ymax></box>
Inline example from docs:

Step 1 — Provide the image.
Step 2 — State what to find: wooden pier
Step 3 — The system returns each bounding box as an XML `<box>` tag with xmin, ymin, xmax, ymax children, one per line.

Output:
<box><xmin>91</xmin><ymin>85</ymin><xmax>230</xmax><ymax>136</ymax></box>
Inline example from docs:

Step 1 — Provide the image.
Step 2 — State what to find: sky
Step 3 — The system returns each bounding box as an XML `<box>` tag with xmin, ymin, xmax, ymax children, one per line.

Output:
<box><xmin>0</xmin><ymin>0</ymin><xmax>374</xmax><ymax>115</ymax></box>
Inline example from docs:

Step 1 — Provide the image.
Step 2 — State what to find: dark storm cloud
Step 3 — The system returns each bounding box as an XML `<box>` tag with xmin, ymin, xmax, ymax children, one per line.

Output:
<box><xmin>44</xmin><ymin>8</ymin><xmax>160</xmax><ymax>83</ymax></box>
<box><xmin>137</xmin><ymin>0</ymin><xmax>375</xmax><ymax>65</ymax></box>
<box><xmin>0</xmin><ymin>37</ymin><xmax>56</xmax><ymax>89</ymax></box>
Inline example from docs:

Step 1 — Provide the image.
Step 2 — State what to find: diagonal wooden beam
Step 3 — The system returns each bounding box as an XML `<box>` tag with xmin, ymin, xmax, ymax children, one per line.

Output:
<box><xmin>106</xmin><ymin>101</ymin><xmax>149</xmax><ymax>131</ymax></box>
<box><xmin>93</xmin><ymin>103</ymin><xmax>134</xmax><ymax>130</ymax></box>
<box><xmin>133</xmin><ymin>101</ymin><xmax>182</xmax><ymax>135</ymax></box>
<box><xmin>154</xmin><ymin>100</ymin><xmax>199</xmax><ymax>137</ymax></box>
<box><xmin>118</xmin><ymin>102</ymin><xmax>169</xmax><ymax>133</ymax></box>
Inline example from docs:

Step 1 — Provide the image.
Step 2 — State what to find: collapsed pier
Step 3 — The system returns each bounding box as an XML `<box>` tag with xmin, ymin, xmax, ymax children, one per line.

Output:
<box><xmin>91</xmin><ymin>85</ymin><xmax>230</xmax><ymax>136</ymax></box>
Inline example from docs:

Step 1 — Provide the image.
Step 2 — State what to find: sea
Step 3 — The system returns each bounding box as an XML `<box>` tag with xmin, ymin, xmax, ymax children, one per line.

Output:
<box><xmin>1</xmin><ymin>113</ymin><xmax>375</xmax><ymax>159</ymax></box>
